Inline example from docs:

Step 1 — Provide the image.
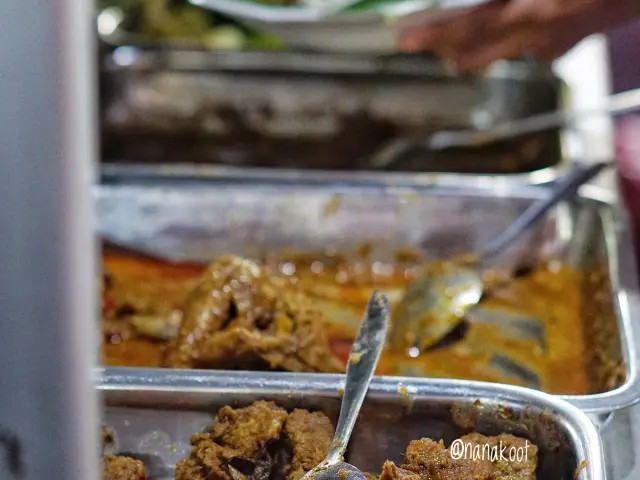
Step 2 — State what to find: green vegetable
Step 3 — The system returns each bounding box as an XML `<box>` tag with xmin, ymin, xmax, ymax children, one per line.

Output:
<box><xmin>344</xmin><ymin>0</ymin><xmax>402</xmax><ymax>10</ymax></box>
<box><xmin>97</xmin><ymin>0</ymin><xmax>285</xmax><ymax>50</ymax></box>
<box><xmin>245</xmin><ymin>32</ymin><xmax>285</xmax><ymax>50</ymax></box>
<box><xmin>251</xmin><ymin>0</ymin><xmax>297</xmax><ymax>4</ymax></box>
<box><xmin>343</xmin><ymin>0</ymin><xmax>436</xmax><ymax>14</ymax></box>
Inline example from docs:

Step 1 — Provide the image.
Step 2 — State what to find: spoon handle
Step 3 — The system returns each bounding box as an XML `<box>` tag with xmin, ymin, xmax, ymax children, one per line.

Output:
<box><xmin>430</xmin><ymin>87</ymin><xmax>640</xmax><ymax>150</ymax></box>
<box><xmin>479</xmin><ymin>161</ymin><xmax>610</xmax><ymax>260</ymax></box>
<box><xmin>326</xmin><ymin>291</ymin><xmax>390</xmax><ymax>463</ymax></box>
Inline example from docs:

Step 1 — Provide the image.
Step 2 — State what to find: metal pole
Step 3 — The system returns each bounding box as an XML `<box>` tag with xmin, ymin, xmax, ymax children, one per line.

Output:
<box><xmin>0</xmin><ymin>1</ymin><xmax>100</xmax><ymax>479</ymax></box>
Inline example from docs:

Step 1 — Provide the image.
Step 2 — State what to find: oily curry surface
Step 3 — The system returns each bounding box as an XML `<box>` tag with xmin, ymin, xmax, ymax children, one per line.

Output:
<box><xmin>102</xmin><ymin>249</ymin><xmax>594</xmax><ymax>395</ymax></box>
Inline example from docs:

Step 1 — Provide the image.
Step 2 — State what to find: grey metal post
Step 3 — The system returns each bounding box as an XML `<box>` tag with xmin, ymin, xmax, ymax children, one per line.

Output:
<box><xmin>0</xmin><ymin>1</ymin><xmax>100</xmax><ymax>480</ymax></box>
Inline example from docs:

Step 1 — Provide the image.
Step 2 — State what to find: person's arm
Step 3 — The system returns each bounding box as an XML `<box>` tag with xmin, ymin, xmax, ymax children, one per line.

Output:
<box><xmin>398</xmin><ymin>0</ymin><xmax>640</xmax><ymax>73</ymax></box>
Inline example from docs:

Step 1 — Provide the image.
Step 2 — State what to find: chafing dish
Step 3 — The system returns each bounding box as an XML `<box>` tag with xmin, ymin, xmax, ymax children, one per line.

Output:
<box><xmin>97</xmin><ymin>170</ymin><xmax>640</xmax><ymax>414</ymax></box>
<box><xmin>100</xmin><ymin>368</ymin><xmax>606</xmax><ymax>480</ymax></box>
<box><xmin>100</xmin><ymin>48</ymin><xmax>568</xmax><ymax>180</ymax></box>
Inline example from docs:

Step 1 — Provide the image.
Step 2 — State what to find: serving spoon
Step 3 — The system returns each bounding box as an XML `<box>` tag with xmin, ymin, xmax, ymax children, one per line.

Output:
<box><xmin>392</xmin><ymin>160</ymin><xmax>609</xmax><ymax>356</ymax></box>
<box><xmin>369</xmin><ymin>87</ymin><xmax>640</xmax><ymax>169</ymax></box>
<box><xmin>300</xmin><ymin>291</ymin><xmax>390</xmax><ymax>480</ymax></box>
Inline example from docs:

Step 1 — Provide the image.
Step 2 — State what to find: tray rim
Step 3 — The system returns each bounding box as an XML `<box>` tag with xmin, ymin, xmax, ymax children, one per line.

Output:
<box><xmin>99</xmin><ymin>367</ymin><xmax>606</xmax><ymax>480</ymax></box>
<box><xmin>100</xmin><ymin>162</ymin><xmax>566</xmax><ymax>188</ymax></box>
<box><xmin>101</xmin><ymin>46</ymin><xmax>559</xmax><ymax>81</ymax></box>
<box><xmin>96</xmin><ymin>173</ymin><xmax>639</xmax><ymax>414</ymax></box>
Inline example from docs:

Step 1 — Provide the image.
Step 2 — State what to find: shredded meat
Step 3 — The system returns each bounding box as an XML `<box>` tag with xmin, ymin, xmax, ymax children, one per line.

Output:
<box><xmin>175</xmin><ymin>401</ymin><xmax>335</xmax><ymax>480</ymax></box>
<box><xmin>285</xmin><ymin>410</ymin><xmax>335</xmax><ymax>480</ymax></box>
<box><xmin>212</xmin><ymin>401</ymin><xmax>290</xmax><ymax>456</ymax></box>
<box><xmin>124</xmin><ymin>399</ymin><xmax>539</xmax><ymax>480</ymax></box>
<box><xmin>103</xmin><ymin>455</ymin><xmax>147</xmax><ymax>480</ymax></box>
<box><xmin>164</xmin><ymin>255</ymin><xmax>344</xmax><ymax>373</ymax></box>
<box><xmin>379</xmin><ymin>462</ymin><xmax>421</xmax><ymax>480</ymax></box>
<box><xmin>101</xmin><ymin>424</ymin><xmax>148</xmax><ymax>480</ymax></box>
<box><xmin>380</xmin><ymin>433</ymin><xmax>537</xmax><ymax>480</ymax></box>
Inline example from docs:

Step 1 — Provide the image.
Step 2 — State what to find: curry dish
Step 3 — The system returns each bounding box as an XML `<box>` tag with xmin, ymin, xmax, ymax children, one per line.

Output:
<box><xmin>101</xmin><ymin>246</ymin><xmax>622</xmax><ymax>395</ymax></box>
<box><xmin>103</xmin><ymin>400</ymin><xmax>539</xmax><ymax>480</ymax></box>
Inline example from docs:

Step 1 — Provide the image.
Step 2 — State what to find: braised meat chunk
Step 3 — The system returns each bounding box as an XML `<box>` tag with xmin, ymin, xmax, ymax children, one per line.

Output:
<box><xmin>285</xmin><ymin>409</ymin><xmax>335</xmax><ymax>480</ymax></box>
<box><xmin>102</xmin><ymin>424</ymin><xmax>148</xmax><ymax>480</ymax></box>
<box><xmin>379</xmin><ymin>462</ymin><xmax>421</xmax><ymax>480</ymax></box>
<box><xmin>103</xmin><ymin>455</ymin><xmax>147</xmax><ymax>480</ymax></box>
<box><xmin>213</xmin><ymin>401</ymin><xmax>290</xmax><ymax>456</ymax></box>
<box><xmin>176</xmin><ymin>401</ymin><xmax>289</xmax><ymax>480</ymax></box>
<box><xmin>176</xmin><ymin>401</ymin><xmax>335</xmax><ymax>480</ymax></box>
<box><xmin>382</xmin><ymin>433</ymin><xmax>537</xmax><ymax>480</ymax></box>
<box><xmin>164</xmin><ymin>255</ymin><xmax>344</xmax><ymax>373</ymax></box>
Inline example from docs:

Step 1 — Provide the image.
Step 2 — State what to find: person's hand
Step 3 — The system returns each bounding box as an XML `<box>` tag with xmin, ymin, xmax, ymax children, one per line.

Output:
<box><xmin>398</xmin><ymin>0</ymin><xmax>640</xmax><ymax>73</ymax></box>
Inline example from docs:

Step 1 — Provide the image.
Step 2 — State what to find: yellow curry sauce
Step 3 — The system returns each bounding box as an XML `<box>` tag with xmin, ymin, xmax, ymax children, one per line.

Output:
<box><xmin>101</xmin><ymin>252</ymin><xmax>589</xmax><ymax>395</ymax></box>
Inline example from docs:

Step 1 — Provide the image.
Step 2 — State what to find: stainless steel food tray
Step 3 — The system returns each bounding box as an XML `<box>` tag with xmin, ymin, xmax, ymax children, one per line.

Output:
<box><xmin>99</xmin><ymin>368</ymin><xmax>606</xmax><ymax>480</ymax></box>
<box><xmin>96</xmin><ymin>172</ymin><xmax>640</xmax><ymax>413</ymax></box>
<box><xmin>100</xmin><ymin>48</ymin><xmax>569</xmax><ymax>180</ymax></box>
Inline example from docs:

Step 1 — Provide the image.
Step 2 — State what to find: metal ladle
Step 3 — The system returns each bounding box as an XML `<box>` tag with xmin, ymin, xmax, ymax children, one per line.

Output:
<box><xmin>301</xmin><ymin>291</ymin><xmax>390</xmax><ymax>480</ymax></box>
<box><xmin>392</xmin><ymin>161</ymin><xmax>609</xmax><ymax>356</ymax></box>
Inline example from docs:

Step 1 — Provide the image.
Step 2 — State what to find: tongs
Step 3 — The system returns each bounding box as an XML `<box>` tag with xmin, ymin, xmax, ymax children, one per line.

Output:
<box><xmin>369</xmin><ymin>87</ymin><xmax>640</xmax><ymax>169</ymax></box>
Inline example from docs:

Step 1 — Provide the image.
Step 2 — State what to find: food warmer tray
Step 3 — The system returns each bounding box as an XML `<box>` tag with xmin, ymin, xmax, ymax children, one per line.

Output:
<box><xmin>96</xmin><ymin>171</ymin><xmax>640</xmax><ymax>415</ymax></box>
<box><xmin>99</xmin><ymin>48</ymin><xmax>570</xmax><ymax>181</ymax></box>
<box><xmin>99</xmin><ymin>368</ymin><xmax>605</xmax><ymax>480</ymax></box>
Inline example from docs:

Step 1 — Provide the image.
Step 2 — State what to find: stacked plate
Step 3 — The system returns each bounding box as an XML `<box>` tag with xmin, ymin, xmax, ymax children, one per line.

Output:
<box><xmin>188</xmin><ymin>0</ymin><xmax>492</xmax><ymax>51</ymax></box>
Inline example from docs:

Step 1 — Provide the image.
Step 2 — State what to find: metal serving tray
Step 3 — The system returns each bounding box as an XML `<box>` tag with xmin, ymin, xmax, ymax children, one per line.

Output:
<box><xmin>99</xmin><ymin>369</ymin><xmax>606</xmax><ymax>480</ymax></box>
<box><xmin>100</xmin><ymin>48</ymin><xmax>568</xmax><ymax>180</ymax></box>
<box><xmin>96</xmin><ymin>171</ymin><xmax>640</xmax><ymax>414</ymax></box>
